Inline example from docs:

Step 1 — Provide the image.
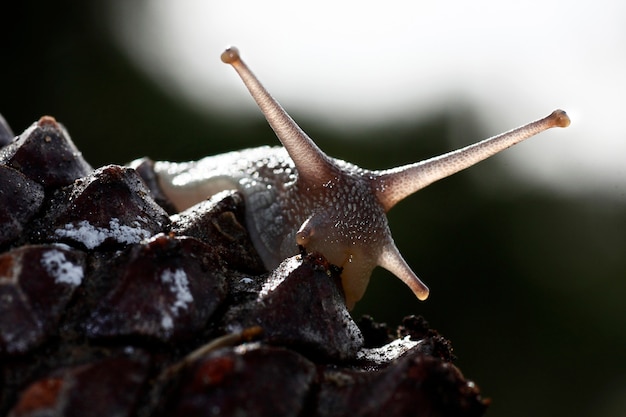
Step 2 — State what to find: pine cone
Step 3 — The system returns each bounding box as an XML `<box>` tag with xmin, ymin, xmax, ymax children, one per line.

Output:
<box><xmin>0</xmin><ymin>115</ymin><xmax>488</xmax><ymax>417</ymax></box>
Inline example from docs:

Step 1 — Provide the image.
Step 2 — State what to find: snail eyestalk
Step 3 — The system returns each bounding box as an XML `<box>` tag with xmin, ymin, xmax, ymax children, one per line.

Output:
<box><xmin>220</xmin><ymin>46</ymin><xmax>335</xmax><ymax>183</ymax></box>
<box><xmin>220</xmin><ymin>47</ymin><xmax>241</xmax><ymax>64</ymax></box>
<box><xmin>549</xmin><ymin>109</ymin><xmax>571</xmax><ymax>128</ymax></box>
<box><xmin>375</xmin><ymin>109</ymin><xmax>571</xmax><ymax>211</ymax></box>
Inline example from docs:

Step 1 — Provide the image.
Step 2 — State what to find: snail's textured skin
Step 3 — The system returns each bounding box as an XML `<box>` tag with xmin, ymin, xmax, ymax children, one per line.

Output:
<box><xmin>154</xmin><ymin>146</ymin><xmax>394</xmax><ymax>309</ymax></box>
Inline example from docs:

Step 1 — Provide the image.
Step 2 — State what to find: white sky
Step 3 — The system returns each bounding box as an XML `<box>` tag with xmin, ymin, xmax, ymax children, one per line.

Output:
<box><xmin>106</xmin><ymin>0</ymin><xmax>626</xmax><ymax>198</ymax></box>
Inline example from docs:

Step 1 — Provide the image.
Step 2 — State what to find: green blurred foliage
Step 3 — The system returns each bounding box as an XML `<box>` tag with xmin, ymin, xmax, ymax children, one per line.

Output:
<box><xmin>1</xmin><ymin>2</ymin><xmax>625</xmax><ymax>417</ymax></box>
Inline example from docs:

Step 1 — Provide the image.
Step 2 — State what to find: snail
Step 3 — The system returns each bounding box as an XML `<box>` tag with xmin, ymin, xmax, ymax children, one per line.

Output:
<box><xmin>153</xmin><ymin>47</ymin><xmax>570</xmax><ymax>309</ymax></box>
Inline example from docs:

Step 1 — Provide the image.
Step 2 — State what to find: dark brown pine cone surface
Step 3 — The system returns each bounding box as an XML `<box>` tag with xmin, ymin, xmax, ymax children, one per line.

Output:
<box><xmin>0</xmin><ymin>115</ymin><xmax>488</xmax><ymax>417</ymax></box>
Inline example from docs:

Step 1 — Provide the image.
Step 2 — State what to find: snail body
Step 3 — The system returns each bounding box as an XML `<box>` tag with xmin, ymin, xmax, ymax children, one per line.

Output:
<box><xmin>156</xmin><ymin>145</ymin><xmax>390</xmax><ymax>309</ymax></box>
<box><xmin>154</xmin><ymin>47</ymin><xmax>570</xmax><ymax>309</ymax></box>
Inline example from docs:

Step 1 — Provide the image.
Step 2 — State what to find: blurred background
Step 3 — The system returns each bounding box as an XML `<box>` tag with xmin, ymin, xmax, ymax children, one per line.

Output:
<box><xmin>1</xmin><ymin>1</ymin><xmax>625</xmax><ymax>416</ymax></box>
